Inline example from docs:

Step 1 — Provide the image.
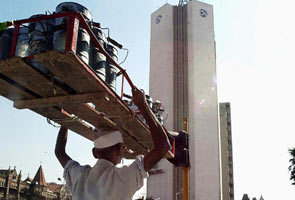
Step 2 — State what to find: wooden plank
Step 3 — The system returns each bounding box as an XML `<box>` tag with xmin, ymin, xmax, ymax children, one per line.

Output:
<box><xmin>0</xmin><ymin>78</ymin><xmax>35</xmax><ymax>101</ymax></box>
<box><xmin>34</xmin><ymin>51</ymin><xmax>130</xmax><ymax>115</ymax></box>
<box><xmin>0</xmin><ymin>53</ymin><xmax>174</xmax><ymax>158</ymax></box>
<box><xmin>117</xmin><ymin>126</ymin><xmax>148</xmax><ymax>155</ymax></box>
<box><xmin>1</xmin><ymin>55</ymin><xmax>148</xmax><ymax>156</ymax></box>
<box><xmin>116</xmin><ymin>117</ymin><xmax>153</xmax><ymax>149</ymax></box>
<box><xmin>0</xmin><ymin>57</ymin><xmax>113</xmax><ymax>129</ymax></box>
<box><xmin>64</xmin><ymin>103</ymin><xmax>115</xmax><ymax>129</ymax></box>
<box><xmin>0</xmin><ymin>74</ymin><xmax>144</xmax><ymax>153</ymax></box>
<box><xmin>58</xmin><ymin>51</ymin><xmax>154</xmax><ymax>150</ymax></box>
<box><xmin>0</xmin><ymin>58</ymin><xmax>59</xmax><ymax>97</ymax></box>
<box><xmin>0</xmin><ymin>74</ymin><xmax>95</xmax><ymax>140</ymax></box>
<box><xmin>33</xmin><ymin>51</ymin><xmax>105</xmax><ymax>93</ymax></box>
<box><xmin>14</xmin><ymin>92</ymin><xmax>105</xmax><ymax>109</ymax></box>
<box><xmin>64</xmin><ymin>103</ymin><xmax>149</xmax><ymax>155</ymax></box>
<box><xmin>0</xmin><ymin>57</ymin><xmax>102</xmax><ymax>140</ymax></box>
<box><xmin>34</xmin><ymin>51</ymin><xmax>153</xmax><ymax>145</ymax></box>
<box><xmin>42</xmin><ymin>107</ymin><xmax>95</xmax><ymax>141</ymax></box>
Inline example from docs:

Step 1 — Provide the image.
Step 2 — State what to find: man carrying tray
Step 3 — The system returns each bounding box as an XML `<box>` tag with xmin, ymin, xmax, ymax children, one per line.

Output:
<box><xmin>55</xmin><ymin>87</ymin><xmax>171</xmax><ymax>200</ymax></box>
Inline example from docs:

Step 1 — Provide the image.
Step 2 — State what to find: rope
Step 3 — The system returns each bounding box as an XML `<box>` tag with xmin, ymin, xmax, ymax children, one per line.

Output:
<box><xmin>47</xmin><ymin>118</ymin><xmax>60</xmax><ymax>128</ymax></box>
<box><xmin>119</xmin><ymin>48</ymin><xmax>129</xmax><ymax>65</ymax></box>
<box><xmin>100</xmin><ymin>27</ymin><xmax>110</xmax><ymax>43</ymax></box>
<box><xmin>47</xmin><ymin>116</ymin><xmax>80</xmax><ymax>128</ymax></box>
<box><xmin>106</xmin><ymin>114</ymin><xmax>134</xmax><ymax>119</ymax></box>
<box><xmin>163</xmin><ymin>111</ymin><xmax>169</xmax><ymax>122</ymax></box>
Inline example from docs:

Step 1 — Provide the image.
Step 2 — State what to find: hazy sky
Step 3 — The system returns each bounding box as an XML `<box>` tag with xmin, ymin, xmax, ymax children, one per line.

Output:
<box><xmin>1</xmin><ymin>0</ymin><xmax>295</xmax><ymax>199</ymax></box>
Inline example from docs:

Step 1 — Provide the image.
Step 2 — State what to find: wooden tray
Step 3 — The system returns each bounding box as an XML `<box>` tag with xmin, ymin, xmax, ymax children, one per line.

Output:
<box><xmin>0</xmin><ymin>50</ymin><xmax>160</xmax><ymax>158</ymax></box>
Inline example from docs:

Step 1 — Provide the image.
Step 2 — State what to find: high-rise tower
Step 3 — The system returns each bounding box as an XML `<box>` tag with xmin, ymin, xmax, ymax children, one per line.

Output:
<box><xmin>219</xmin><ymin>103</ymin><xmax>235</xmax><ymax>200</ymax></box>
<box><xmin>148</xmin><ymin>1</ymin><xmax>220</xmax><ymax>199</ymax></box>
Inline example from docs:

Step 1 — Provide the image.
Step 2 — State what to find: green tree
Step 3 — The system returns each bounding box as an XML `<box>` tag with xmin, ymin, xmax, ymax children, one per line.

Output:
<box><xmin>288</xmin><ymin>148</ymin><xmax>295</xmax><ymax>185</ymax></box>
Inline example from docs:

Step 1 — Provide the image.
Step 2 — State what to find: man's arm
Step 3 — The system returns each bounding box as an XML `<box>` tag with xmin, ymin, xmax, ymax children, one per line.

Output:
<box><xmin>55</xmin><ymin>126</ymin><xmax>72</xmax><ymax>168</ymax></box>
<box><xmin>132</xmin><ymin>87</ymin><xmax>170</xmax><ymax>171</ymax></box>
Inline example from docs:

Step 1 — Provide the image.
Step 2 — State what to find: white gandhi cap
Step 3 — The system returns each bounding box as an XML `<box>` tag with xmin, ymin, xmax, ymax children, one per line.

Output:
<box><xmin>93</xmin><ymin>130</ymin><xmax>123</xmax><ymax>148</ymax></box>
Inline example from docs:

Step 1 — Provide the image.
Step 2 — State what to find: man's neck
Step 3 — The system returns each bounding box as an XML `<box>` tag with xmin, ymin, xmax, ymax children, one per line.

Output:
<box><xmin>98</xmin><ymin>156</ymin><xmax>118</xmax><ymax>165</ymax></box>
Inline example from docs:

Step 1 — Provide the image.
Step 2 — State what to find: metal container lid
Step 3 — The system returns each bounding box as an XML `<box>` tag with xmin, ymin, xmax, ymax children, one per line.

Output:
<box><xmin>56</xmin><ymin>2</ymin><xmax>92</xmax><ymax>21</ymax></box>
<box><xmin>0</xmin><ymin>26</ymin><xmax>14</xmax><ymax>38</ymax></box>
<box><xmin>106</xmin><ymin>44</ymin><xmax>118</xmax><ymax>59</ymax></box>
<box><xmin>92</xmin><ymin>27</ymin><xmax>106</xmax><ymax>43</ymax></box>
<box><xmin>29</xmin><ymin>14</ymin><xmax>55</xmax><ymax>29</ymax></box>
<box><xmin>0</xmin><ymin>26</ymin><xmax>14</xmax><ymax>60</ymax></box>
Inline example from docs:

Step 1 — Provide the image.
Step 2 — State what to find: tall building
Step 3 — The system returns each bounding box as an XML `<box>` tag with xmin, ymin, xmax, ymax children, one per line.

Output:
<box><xmin>148</xmin><ymin>0</ymin><xmax>220</xmax><ymax>199</ymax></box>
<box><xmin>219</xmin><ymin>103</ymin><xmax>235</xmax><ymax>200</ymax></box>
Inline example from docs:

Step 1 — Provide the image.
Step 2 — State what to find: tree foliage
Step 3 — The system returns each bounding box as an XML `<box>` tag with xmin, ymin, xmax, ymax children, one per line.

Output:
<box><xmin>288</xmin><ymin>148</ymin><xmax>295</xmax><ymax>185</ymax></box>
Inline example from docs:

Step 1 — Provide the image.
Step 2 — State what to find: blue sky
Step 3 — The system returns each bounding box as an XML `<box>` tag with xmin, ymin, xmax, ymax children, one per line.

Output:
<box><xmin>1</xmin><ymin>0</ymin><xmax>295</xmax><ymax>199</ymax></box>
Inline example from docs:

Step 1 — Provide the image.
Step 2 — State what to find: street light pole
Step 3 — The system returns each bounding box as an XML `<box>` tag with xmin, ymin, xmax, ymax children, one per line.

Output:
<box><xmin>182</xmin><ymin>117</ymin><xmax>189</xmax><ymax>200</ymax></box>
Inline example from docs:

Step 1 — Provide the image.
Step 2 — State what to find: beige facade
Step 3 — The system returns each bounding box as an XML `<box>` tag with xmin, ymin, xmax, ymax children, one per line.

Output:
<box><xmin>219</xmin><ymin>103</ymin><xmax>234</xmax><ymax>200</ymax></box>
<box><xmin>148</xmin><ymin>1</ymin><xmax>220</xmax><ymax>199</ymax></box>
<box><xmin>0</xmin><ymin>166</ymin><xmax>69</xmax><ymax>200</ymax></box>
<box><xmin>148</xmin><ymin>3</ymin><xmax>175</xmax><ymax>200</ymax></box>
<box><xmin>0</xmin><ymin>167</ymin><xmax>27</xmax><ymax>200</ymax></box>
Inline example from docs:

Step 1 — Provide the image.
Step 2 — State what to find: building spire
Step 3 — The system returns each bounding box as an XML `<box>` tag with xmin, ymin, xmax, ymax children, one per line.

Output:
<box><xmin>32</xmin><ymin>165</ymin><xmax>48</xmax><ymax>186</ymax></box>
<box><xmin>242</xmin><ymin>194</ymin><xmax>250</xmax><ymax>200</ymax></box>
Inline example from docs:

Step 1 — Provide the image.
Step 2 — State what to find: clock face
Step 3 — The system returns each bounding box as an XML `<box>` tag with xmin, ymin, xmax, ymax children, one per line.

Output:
<box><xmin>156</xmin><ymin>15</ymin><xmax>162</xmax><ymax>24</ymax></box>
<box><xmin>200</xmin><ymin>9</ymin><xmax>208</xmax><ymax>18</ymax></box>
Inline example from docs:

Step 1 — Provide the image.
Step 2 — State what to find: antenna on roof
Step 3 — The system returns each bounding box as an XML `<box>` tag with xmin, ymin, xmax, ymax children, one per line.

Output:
<box><xmin>179</xmin><ymin>0</ymin><xmax>189</xmax><ymax>6</ymax></box>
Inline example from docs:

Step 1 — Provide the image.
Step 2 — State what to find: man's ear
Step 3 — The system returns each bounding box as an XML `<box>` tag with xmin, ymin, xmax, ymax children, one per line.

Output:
<box><xmin>116</xmin><ymin>143</ymin><xmax>124</xmax><ymax>156</ymax></box>
<box><xmin>92</xmin><ymin>148</ymin><xmax>98</xmax><ymax>159</ymax></box>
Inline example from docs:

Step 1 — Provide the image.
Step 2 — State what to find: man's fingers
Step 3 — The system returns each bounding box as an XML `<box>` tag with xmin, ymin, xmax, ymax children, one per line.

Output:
<box><xmin>132</xmin><ymin>86</ymin><xmax>139</xmax><ymax>93</ymax></box>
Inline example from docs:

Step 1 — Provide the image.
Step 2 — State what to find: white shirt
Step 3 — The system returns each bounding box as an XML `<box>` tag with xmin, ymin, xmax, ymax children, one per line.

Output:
<box><xmin>63</xmin><ymin>155</ymin><xmax>148</xmax><ymax>200</ymax></box>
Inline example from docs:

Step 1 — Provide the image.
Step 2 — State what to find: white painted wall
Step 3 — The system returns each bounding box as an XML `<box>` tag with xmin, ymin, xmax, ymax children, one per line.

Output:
<box><xmin>187</xmin><ymin>1</ymin><xmax>220</xmax><ymax>200</ymax></box>
<box><xmin>149</xmin><ymin>3</ymin><xmax>174</xmax><ymax>130</ymax></box>
<box><xmin>148</xmin><ymin>1</ymin><xmax>220</xmax><ymax>199</ymax></box>
<box><xmin>148</xmin><ymin>3</ymin><xmax>174</xmax><ymax>200</ymax></box>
